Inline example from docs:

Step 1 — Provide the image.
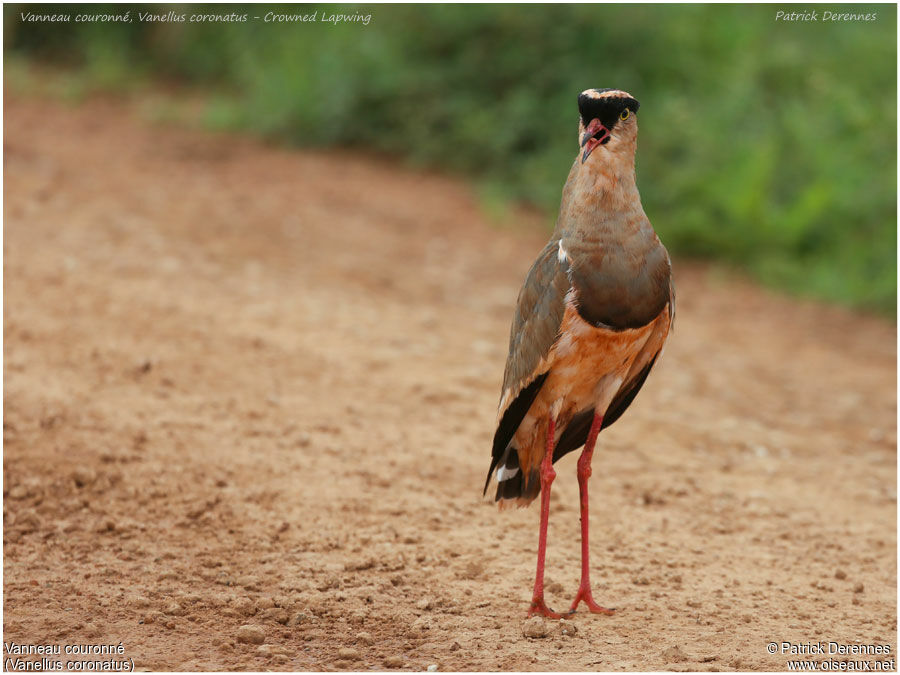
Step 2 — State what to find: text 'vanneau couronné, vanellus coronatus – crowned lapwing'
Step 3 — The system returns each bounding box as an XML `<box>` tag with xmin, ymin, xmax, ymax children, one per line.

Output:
<box><xmin>484</xmin><ymin>88</ymin><xmax>675</xmax><ymax>619</ymax></box>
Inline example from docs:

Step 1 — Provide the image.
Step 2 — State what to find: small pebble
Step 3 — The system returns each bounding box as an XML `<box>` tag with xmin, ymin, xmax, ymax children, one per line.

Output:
<box><xmin>290</xmin><ymin>611</ymin><xmax>310</xmax><ymax>626</ymax></box>
<box><xmin>411</xmin><ymin>616</ymin><xmax>432</xmax><ymax>631</ymax></box>
<box><xmin>72</xmin><ymin>467</ymin><xmax>97</xmax><ymax>488</ymax></box>
<box><xmin>338</xmin><ymin>647</ymin><xmax>360</xmax><ymax>661</ymax></box>
<box><xmin>558</xmin><ymin>620</ymin><xmax>577</xmax><ymax>637</ymax></box>
<box><xmin>522</xmin><ymin>616</ymin><xmax>550</xmax><ymax>638</ymax></box>
<box><xmin>260</xmin><ymin>608</ymin><xmax>289</xmax><ymax>624</ymax></box>
<box><xmin>356</xmin><ymin>631</ymin><xmax>373</xmax><ymax>645</ymax></box>
<box><xmin>853</xmin><ymin>583</ymin><xmax>865</xmax><ymax>594</ymax></box>
<box><xmin>142</xmin><ymin>610</ymin><xmax>164</xmax><ymax>625</ymax></box>
<box><xmin>236</xmin><ymin>624</ymin><xmax>265</xmax><ymax>645</ymax></box>
<box><xmin>427</xmin><ymin>665</ymin><xmax>438</xmax><ymax>672</ymax></box>
<box><xmin>835</xmin><ymin>569</ymin><xmax>847</xmax><ymax>580</ymax></box>
<box><xmin>384</xmin><ymin>656</ymin><xmax>404</xmax><ymax>668</ymax></box>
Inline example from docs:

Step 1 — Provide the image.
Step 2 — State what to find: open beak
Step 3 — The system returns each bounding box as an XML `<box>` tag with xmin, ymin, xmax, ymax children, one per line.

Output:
<box><xmin>580</xmin><ymin>118</ymin><xmax>610</xmax><ymax>163</ymax></box>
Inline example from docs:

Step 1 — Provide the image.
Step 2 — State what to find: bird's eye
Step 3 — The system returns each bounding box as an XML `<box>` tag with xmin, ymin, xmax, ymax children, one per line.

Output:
<box><xmin>619</xmin><ymin>109</ymin><xmax>630</xmax><ymax>121</ymax></box>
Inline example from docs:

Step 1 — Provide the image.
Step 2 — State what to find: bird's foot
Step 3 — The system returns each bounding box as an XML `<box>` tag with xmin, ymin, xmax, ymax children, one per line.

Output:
<box><xmin>568</xmin><ymin>586</ymin><xmax>615</xmax><ymax>615</ymax></box>
<box><xmin>527</xmin><ymin>597</ymin><xmax>565</xmax><ymax>619</ymax></box>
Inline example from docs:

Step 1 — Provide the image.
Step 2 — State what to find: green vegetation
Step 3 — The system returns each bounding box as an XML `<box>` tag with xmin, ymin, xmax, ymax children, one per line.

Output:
<box><xmin>6</xmin><ymin>4</ymin><xmax>897</xmax><ymax>313</ymax></box>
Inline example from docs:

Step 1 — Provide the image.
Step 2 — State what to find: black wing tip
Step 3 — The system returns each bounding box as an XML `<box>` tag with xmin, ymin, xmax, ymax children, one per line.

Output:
<box><xmin>494</xmin><ymin>471</ymin><xmax>523</xmax><ymax>501</ymax></box>
<box><xmin>487</xmin><ymin>446</ymin><xmax>539</xmax><ymax>502</ymax></box>
<box><xmin>486</xmin><ymin>445</ymin><xmax>520</xmax><ymax>497</ymax></box>
<box><xmin>495</xmin><ymin>468</ymin><xmax>540</xmax><ymax>502</ymax></box>
<box><xmin>482</xmin><ymin>467</ymin><xmax>494</xmax><ymax>497</ymax></box>
<box><xmin>485</xmin><ymin>371</ymin><xmax>550</xmax><ymax>497</ymax></box>
<box><xmin>494</xmin><ymin>466</ymin><xmax>540</xmax><ymax>503</ymax></box>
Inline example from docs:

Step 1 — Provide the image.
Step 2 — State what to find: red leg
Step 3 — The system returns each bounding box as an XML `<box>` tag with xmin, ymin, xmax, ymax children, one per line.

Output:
<box><xmin>568</xmin><ymin>413</ymin><xmax>615</xmax><ymax>615</ymax></box>
<box><xmin>528</xmin><ymin>414</ymin><xmax>563</xmax><ymax>619</ymax></box>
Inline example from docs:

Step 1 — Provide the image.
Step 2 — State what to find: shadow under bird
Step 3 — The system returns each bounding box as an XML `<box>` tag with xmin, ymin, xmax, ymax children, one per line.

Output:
<box><xmin>484</xmin><ymin>88</ymin><xmax>675</xmax><ymax>618</ymax></box>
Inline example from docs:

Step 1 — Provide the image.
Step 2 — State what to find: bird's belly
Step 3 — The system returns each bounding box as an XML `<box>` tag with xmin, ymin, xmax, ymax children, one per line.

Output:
<box><xmin>545</xmin><ymin>310</ymin><xmax>655</xmax><ymax>422</ymax></box>
<box><xmin>512</xmin><ymin>303</ymin><xmax>657</xmax><ymax>454</ymax></box>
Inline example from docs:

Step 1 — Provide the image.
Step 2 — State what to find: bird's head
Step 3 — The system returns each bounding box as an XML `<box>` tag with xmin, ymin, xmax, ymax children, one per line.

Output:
<box><xmin>577</xmin><ymin>88</ymin><xmax>640</xmax><ymax>164</ymax></box>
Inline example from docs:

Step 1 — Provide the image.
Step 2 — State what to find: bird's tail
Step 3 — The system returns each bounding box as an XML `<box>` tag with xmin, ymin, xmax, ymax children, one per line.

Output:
<box><xmin>491</xmin><ymin>446</ymin><xmax>540</xmax><ymax>507</ymax></box>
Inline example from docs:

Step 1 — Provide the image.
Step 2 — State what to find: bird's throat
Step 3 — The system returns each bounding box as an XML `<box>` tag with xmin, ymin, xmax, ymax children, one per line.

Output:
<box><xmin>575</xmin><ymin>154</ymin><xmax>639</xmax><ymax>211</ymax></box>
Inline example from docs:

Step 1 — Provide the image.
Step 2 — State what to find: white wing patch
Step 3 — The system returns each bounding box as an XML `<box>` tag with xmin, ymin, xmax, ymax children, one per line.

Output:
<box><xmin>496</xmin><ymin>465</ymin><xmax>520</xmax><ymax>482</ymax></box>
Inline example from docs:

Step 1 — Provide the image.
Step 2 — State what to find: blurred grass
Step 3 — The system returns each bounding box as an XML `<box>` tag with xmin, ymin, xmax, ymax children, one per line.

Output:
<box><xmin>5</xmin><ymin>3</ymin><xmax>897</xmax><ymax>313</ymax></box>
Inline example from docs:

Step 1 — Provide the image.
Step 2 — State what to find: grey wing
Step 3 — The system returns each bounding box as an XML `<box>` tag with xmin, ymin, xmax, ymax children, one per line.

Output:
<box><xmin>485</xmin><ymin>241</ymin><xmax>569</xmax><ymax>490</ymax></box>
<box><xmin>500</xmin><ymin>241</ymin><xmax>570</xmax><ymax>399</ymax></box>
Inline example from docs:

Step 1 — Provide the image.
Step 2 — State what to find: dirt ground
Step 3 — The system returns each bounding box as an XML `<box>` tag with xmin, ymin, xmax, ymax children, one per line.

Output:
<box><xmin>3</xmin><ymin>93</ymin><xmax>897</xmax><ymax>672</ymax></box>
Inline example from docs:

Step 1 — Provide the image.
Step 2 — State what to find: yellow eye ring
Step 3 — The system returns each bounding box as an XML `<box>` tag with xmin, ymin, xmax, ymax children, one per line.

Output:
<box><xmin>620</xmin><ymin>109</ymin><xmax>630</xmax><ymax>121</ymax></box>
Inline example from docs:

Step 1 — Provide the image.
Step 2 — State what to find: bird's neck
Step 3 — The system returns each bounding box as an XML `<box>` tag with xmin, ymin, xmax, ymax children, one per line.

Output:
<box><xmin>554</xmin><ymin>148</ymin><xmax>644</xmax><ymax>238</ymax></box>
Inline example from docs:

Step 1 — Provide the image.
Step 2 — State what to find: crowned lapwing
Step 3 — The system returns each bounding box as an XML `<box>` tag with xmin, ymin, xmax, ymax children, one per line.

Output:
<box><xmin>484</xmin><ymin>89</ymin><xmax>674</xmax><ymax>618</ymax></box>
